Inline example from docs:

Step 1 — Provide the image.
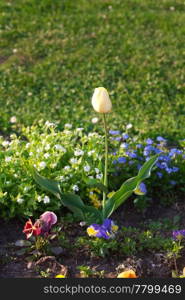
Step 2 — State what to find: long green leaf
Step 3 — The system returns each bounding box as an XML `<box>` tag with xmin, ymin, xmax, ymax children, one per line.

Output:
<box><xmin>83</xmin><ymin>206</ymin><xmax>103</xmax><ymax>224</ymax></box>
<box><xmin>104</xmin><ymin>154</ymin><xmax>159</xmax><ymax>218</ymax></box>
<box><xmin>137</xmin><ymin>154</ymin><xmax>159</xmax><ymax>180</ymax></box>
<box><xmin>33</xmin><ymin>170</ymin><xmax>61</xmax><ymax>199</ymax></box>
<box><xmin>60</xmin><ymin>194</ymin><xmax>103</xmax><ymax>223</ymax></box>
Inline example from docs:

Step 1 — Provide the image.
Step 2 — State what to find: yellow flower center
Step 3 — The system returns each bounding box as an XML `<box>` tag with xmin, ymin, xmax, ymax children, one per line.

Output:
<box><xmin>111</xmin><ymin>225</ymin><xmax>118</xmax><ymax>232</ymax></box>
<box><xmin>87</xmin><ymin>226</ymin><xmax>98</xmax><ymax>237</ymax></box>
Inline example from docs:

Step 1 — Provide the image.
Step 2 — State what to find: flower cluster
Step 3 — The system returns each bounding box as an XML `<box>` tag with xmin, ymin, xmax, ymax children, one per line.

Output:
<box><xmin>172</xmin><ymin>230</ymin><xmax>185</xmax><ymax>241</ymax></box>
<box><xmin>87</xmin><ymin>219</ymin><xmax>119</xmax><ymax>239</ymax></box>
<box><xmin>23</xmin><ymin>211</ymin><xmax>57</xmax><ymax>239</ymax></box>
<box><xmin>0</xmin><ymin>120</ymin><xmax>184</xmax><ymax>219</ymax></box>
<box><xmin>109</xmin><ymin>130</ymin><xmax>184</xmax><ymax>193</ymax></box>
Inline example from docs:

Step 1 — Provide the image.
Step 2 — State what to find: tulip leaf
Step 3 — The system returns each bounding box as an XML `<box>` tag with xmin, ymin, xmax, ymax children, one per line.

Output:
<box><xmin>137</xmin><ymin>154</ymin><xmax>159</xmax><ymax>180</ymax></box>
<box><xmin>104</xmin><ymin>154</ymin><xmax>159</xmax><ymax>218</ymax></box>
<box><xmin>33</xmin><ymin>170</ymin><xmax>61</xmax><ymax>199</ymax></box>
<box><xmin>82</xmin><ymin>206</ymin><xmax>103</xmax><ymax>224</ymax></box>
<box><xmin>60</xmin><ymin>194</ymin><xmax>103</xmax><ymax>223</ymax></box>
<box><xmin>60</xmin><ymin>193</ymin><xmax>85</xmax><ymax>219</ymax></box>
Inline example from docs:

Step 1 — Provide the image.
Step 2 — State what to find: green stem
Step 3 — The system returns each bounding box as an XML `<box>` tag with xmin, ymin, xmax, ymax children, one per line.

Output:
<box><xmin>102</xmin><ymin>114</ymin><xmax>108</xmax><ymax>210</ymax></box>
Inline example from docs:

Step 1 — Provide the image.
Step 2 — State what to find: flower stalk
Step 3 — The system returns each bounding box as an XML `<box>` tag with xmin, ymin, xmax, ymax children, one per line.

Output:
<box><xmin>102</xmin><ymin>113</ymin><xmax>108</xmax><ymax>209</ymax></box>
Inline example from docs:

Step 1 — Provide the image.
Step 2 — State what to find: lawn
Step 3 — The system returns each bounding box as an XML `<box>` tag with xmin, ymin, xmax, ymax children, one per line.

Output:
<box><xmin>0</xmin><ymin>0</ymin><xmax>185</xmax><ymax>279</ymax></box>
<box><xmin>0</xmin><ymin>0</ymin><xmax>185</xmax><ymax>138</ymax></box>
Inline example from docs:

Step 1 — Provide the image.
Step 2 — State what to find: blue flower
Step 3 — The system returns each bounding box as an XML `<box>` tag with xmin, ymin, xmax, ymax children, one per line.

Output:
<box><xmin>122</xmin><ymin>133</ymin><xmax>129</xmax><ymax>140</ymax></box>
<box><xmin>87</xmin><ymin>219</ymin><xmax>119</xmax><ymax>239</ymax></box>
<box><xmin>165</xmin><ymin>167</ymin><xmax>173</xmax><ymax>174</ymax></box>
<box><xmin>134</xmin><ymin>182</ymin><xmax>147</xmax><ymax>195</ymax></box>
<box><xmin>126</xmin><ymin>151</ymin><xmax>137</xmax><ymax>159</ymax></box>
<box><xmin>143</xmin><ymin>150</ymin><xmax>150</xmax><ymax>156</ymax></box>
<box><xmin>111</xmin><ymin>137</ymin><xmax>121</xmax><ymax>141</ymax></box>
<box><xmin>154</xmin><ymin>148</ymin><xmax>163</xmax><ymax>154</ymax></box>
<box><xmin>146</xmin><ymin>138</ymin><xmax>153</xmax><ymax>145</ymax></box>
<box><xmin>169</xmin><ymin>180</ymin><xmax>176</xmax><ymax>185</ymax></box>
<box><xmin>156</xmin><ymin>172</ymin><xmax>163</xmax><ymax>178</ymax></box>
<box><xmin>118</xmin><ymin>157</ymin><xmax>127</xmax><ymax>164</ymax></box>
<box><xmin>137</xmin><ymin>164</ymin><xmax>142</xmax><ymax>170</ymax></box>
<box><xmin>136</xmin><ymin>144</ymin><xmax>142</xmax><ymax>149</ymax></box>
<box><xmin>172</xmin><ymin>230</ymin><xmax>185</xmax><ymax>240</ymax></box>
<box><xmin>158</xmin><ymin>155</ymin><xmax>171</xmax><ymax>162</ymax></box>
<box><xmin>109</xmin><ymin>130</ymin><xmax>120</xmax><ymax>135</ymax></box>
<box><xmin>156</xmin><ymin>136</ymin><xmax>166</xmax><ymax>142</ymax></box>
<box><xmin>120</xmin><ymin>142</ymin><xmax>129</xmax><ymax>149</ymax></box>
<box><xmin>172</xmin><ymin>167</ymin><xmax>179</xmax><ymax>173</ymax></box>
<box><xmin>113</xmin><ymin>160</ymin><xmax>118</xmax><ymax>164</ymax></box>
<box><xmin>169</xmin><ymin>148</ymin><xmax>183</xmax><ymax>157</ymax></box>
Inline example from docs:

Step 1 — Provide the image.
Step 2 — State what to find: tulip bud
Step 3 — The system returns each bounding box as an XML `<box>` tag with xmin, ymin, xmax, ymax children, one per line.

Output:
<box><xmin>91</xmin><ymin>87</ymin><xmax>112</xmax><ymax>113</ymax></box>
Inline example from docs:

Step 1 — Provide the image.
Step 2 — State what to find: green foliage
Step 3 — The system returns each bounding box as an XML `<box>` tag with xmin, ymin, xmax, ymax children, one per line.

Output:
<box><xmin>104</xmin><ymin>154</ymin><xmax>159</xmax><ymax>218</ymax></box>
<box><xmin>34</xmin><ymin>152</ymin><xmax>158</xmax><ymax>223</ymax></box>
<box><xmin>0</xmin><ymin>0</ymin><xmax>184</xmax><ymax>140</ymax></box>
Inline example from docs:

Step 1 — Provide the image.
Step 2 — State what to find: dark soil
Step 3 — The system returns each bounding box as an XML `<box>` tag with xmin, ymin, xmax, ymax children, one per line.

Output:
<box><xmin>0</xmin><ymin>201</ymin><xmax>185</xmax><ymax>278</ymax></box>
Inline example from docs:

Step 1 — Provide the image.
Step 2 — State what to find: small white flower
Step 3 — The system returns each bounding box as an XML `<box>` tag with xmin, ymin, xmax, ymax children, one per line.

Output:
<box><xmin>2</xmin><ymin>141</ymin><xmax>10</xmax><ymax>147</ymax></box>
<box><xmin>91</xmin><ymin>117</ymin><xmax>99</xmax><ymax>124</ymax></box>
<box><xmin>23</xmin><ymin>186</ymin><xmax>30</xmax><ymax>192</ymax></box>
<box><xmin>126</xmin><ymin>123</ymin><xmax>133</xmax><ymax>129</ymax></box>
<box><xmin>64</xmin><ymin>165</ymin><xmax>70</xmax><ymax>171</ymax></box>
<box><xmin>74</xmin><ymin>149</ymin><xmax>84</xmax><ymax>156</ymax></box>
<box><xmin>88</xmin><ymin>150</ymin><xmax>95</xmax><ymax>156</ymax></box>
<box><xmin>95</xmin><ymin>168</ymin><xmax>100</xmax><ymax>173</ymax></box>
<box><xmin>10</xmin><ymin>116</ymin><xmax>17</xmax><ymax>123</ymax></box>
<box><xmin>10</xmin><ymin>134</ymin><xmax>16</xmax><ymax>139</ymax></box>
<box><xmin>51</xmin><ymin>163</ymin><xmax>57</xmax><ymax>168</ymax></box>
<box><xmin>37</xmin><ymin>148</ymin><xmax>42</xmax><ymax>153</ymax></box>
<box><xmin>55</xmin><ymin>144</ymin><xmax>66</xmax><ymax>152</ymax></box>
<box><xmin>88</xmin><ymin>176</ymin><xmax>94</xmax><ymax>179</ymax></box>
<box><xmin>64</xmin><ymin>123</ymin><xmax>72</xmax><ymax>129</ymax></box>
<box><xmin>84</xmin><ymin>165</ymin><xmax>91</xmax><ymax>172</ymax></box>
<box><xmin>58</xmin><ymin>175</ymin><xmax>65</xmax><ymax>181</ymax></box>
<box><xmin>120</xmin><ymin>143</ymin><xmax>128</xmax><ymax>149</ymax></box>
<box><xmin>17</xmin><ymin>198</ymin><xmax>24</xmax><ymax>204</ymax></box>
<box><xmin>88</xmin><ymin>132</ymin><xmax>97</xmax><ymax>137</ymax></box>
<box><xmin>70</xmin><ymin>158</ymin><xmax>78</xmax><ymax>164</ymax></box>
<box><xmin>29</xmin><ymin>152</ymin><xmax>33</xmax><ymax>156</ymax></box>
<box><xmin>26</xmin><ymin>143</ymin><xmax>30</xmax><ymax>149</ymax></box>
<box><xmin>13</xmin><ymin>48</ymin><xmax>17</xmax><ymax>53</ymax></box>
<box><xmin>27</xmin><ymin>92</ymin><xmax>32</xmax><ymax>96</ymax></box>
<box><xmin>79</xmin><ymin>221</ymin><xmax>86</xmax><ymax>227</ymax></box>
<box><xmin>44</xmin><ymin>153</ymin><xmax>50</xmax><ymax>159</ymax></box>
<box><xmin>45</xmin><ymin>121</ymin><xmax>55</xmax><ymax>127</ymax></box>
<box><xmin>96</xmin><ymin>173</ymin><xmax>103</xmax><ymax>179</ymax></box>
<box><xmin>45</xmin><ymin>144</ymin><xmax>50</xmax><ymax>151</ymax></box>
<box><xmin>39</xmin><ymin>161</ymin><xmax>46</xmax><ymax>169</ymax></box>
<box><xmin>5</xmin><ymin>156</ymin><xmax>12</xmax><ymax>162</ymax></box>
<box><xmin>72</xmin><ymin>185</ymin><xmax>79</xmax><ymax>192</ymax></box>
<box><xmin>170</xmin><ymin>6</ymin><xmax>175</xmax><ymax>11</ymax></box>
<box><xmin>76</xmin><ymin>127</ymin><xmax>84</xmax><ymax>132</ymax></box>
<box><xmin>37</xmin><ymin>196</ymin><xmax>42</xmax><ymax>202</ymax></box>
<box><xmin>43</xmin><ymin>196</ymin><xmax>50</xmax><ymax>204</ymax></box>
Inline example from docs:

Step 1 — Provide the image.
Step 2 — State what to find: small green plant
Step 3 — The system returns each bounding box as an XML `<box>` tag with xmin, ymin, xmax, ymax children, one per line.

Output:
<box><xmin>77</xmin><ymin>265</ymin><xmax>104</xmax><ymax>278</ymax></box>
<box><xmin>33</xmin><ymin>88</ymin><xmax>159</xmax><ymax>225</ymax></box>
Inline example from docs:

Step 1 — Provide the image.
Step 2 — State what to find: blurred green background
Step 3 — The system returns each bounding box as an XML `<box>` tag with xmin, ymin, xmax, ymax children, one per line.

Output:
<box><xmin>0</xmin><ymin>0</ymin><xmax>185</xmax><ymax>139</ymax></box>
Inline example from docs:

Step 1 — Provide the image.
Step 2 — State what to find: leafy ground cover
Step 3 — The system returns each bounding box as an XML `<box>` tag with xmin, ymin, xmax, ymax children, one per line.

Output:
<box><xmin>0</xmin><ymin>0</ymin><xmax>185</xmax><ymax>278</ymax></box>
<box><xmin>0</xmin><ymin>0</ymin><xmax>185</xmax><ymax>139</ymax></box>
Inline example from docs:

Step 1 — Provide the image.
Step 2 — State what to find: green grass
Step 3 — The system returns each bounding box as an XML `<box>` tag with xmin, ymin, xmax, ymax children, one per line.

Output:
<box><xmin>0</xmin><ymin>0</ymin><xmax>185</xmax><ymax>139</ymax></box>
